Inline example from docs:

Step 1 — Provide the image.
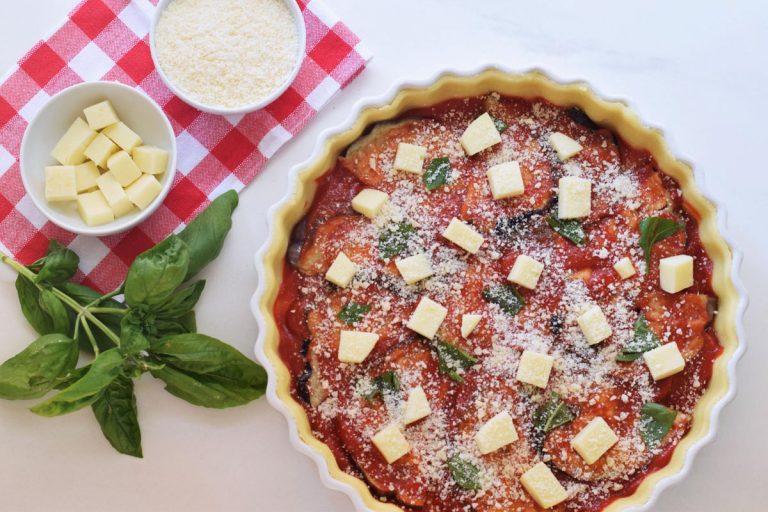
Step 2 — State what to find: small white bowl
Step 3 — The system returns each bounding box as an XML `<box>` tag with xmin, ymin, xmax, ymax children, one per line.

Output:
<box><xmin>20</xmin><ymin>81</ymin><xmax>177</xmax><ymax>237</ymax></box>
<box><xmin>149</xmin><ymin>0</ymin><xmax>307</xmax><ymax>116</ymax></box>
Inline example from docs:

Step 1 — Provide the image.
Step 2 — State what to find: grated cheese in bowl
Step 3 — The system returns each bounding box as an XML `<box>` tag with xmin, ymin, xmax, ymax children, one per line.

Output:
<box><xmin>152</xmin><ymin>0</ymin><xmax>304</xmax><ymax>114</ymax></box>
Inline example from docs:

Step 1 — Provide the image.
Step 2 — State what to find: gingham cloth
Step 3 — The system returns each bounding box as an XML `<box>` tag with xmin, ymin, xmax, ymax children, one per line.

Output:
<box><xmin>0</xmin><ymin>0</ymin><xmax>370</xmax><ymax>292</ymax></box>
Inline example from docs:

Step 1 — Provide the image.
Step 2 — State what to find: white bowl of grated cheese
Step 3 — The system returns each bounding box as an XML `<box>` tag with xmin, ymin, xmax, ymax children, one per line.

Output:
<box><xmin>150</xmin><ymin>0</ymin><xmax>306</xmax><ymax>116</ymax></box>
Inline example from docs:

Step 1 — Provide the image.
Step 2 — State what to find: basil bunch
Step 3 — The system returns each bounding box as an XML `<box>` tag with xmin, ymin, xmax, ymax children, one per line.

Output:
<box><xmin>0</xmin><ymin>191</ymin><xmax>266</xmax><ymax>458</ymax></box>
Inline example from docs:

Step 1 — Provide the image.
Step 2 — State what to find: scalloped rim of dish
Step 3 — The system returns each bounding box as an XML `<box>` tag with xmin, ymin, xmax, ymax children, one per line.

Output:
<box><xmin>250</xmin><ymin>66</ymin><xmax>747</xmax><ymax>512</ymax></box>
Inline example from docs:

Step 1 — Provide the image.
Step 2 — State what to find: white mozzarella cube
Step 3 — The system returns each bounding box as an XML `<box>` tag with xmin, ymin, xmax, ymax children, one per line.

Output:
<box><xmin>393</xmin><ymin>142</ymin><xmax>427</xmax><ymax>174</ymax></box>
<box><xmin>460</xmin><ymin>113</ymin><xmax>502</xmax><ymax>156</ymax></box>
<box><xmin>557</xmin><ymin>176</ymin><xmax>592</xmax><ymax>219</ymax></box>
<box><xmin>45</xmin><ymin>165</ymin><xmax>77</xmax><ymax>202</ymax></box>
<box><xmin>96</xmin><ymin>172</ymin><xmax>135</xmax><ymax>218</ymax></box>
<box><xmin>475</xmin><ymin>411</ymin><xmax>519</xmax><ymax>455</ymax></box>
<box><xmin>107</xmin><ymin>150</ymin><xmax>142</xmax><ymax>187</ymax></box>
<box><xmin>461</xmin><ymin>314</ymin><xmax>482</xmax><ymax>338</ymax></box>
<box><xmin>613</xmin><ymin>257</ymin><xmax>636</xmax><ymax>280</ymax></box>
<box><xmin>325</xmin><ymin>251</ymin><xmax>356</xmax><ymax>288</ymax></box>
<box><xmin>74</xmin><ymin>161</ymin><xmax>100</xmax><ymax>193</ymax></box>
<box><xmin>516</xmin><ymin>350</ymin><xmax>554</xmax><ymax>389</ymax></box>
<box><xmin>102</xmin><ymin>121</ymin><xmax>143</xmax><ymax>152</ymax></box>
<box><xmin>84</xmin><ymin>133</ymin><xmax>119</xmax><ymax>168</ymax></box>
<box><xmin>487</xmin><ymin>161</ymin><xmax>525</xmax><ymax>199</ymax></box>
<box><xmin>395</xmin><ymin>253</ymin><xmax>434</xmax><ymax>284</ymax></box>
<box><xmin>442</xmin><ymin>218</ymin><xmax>484</xmax><ymax>254</ymax></box>
<box><xmin>403</xmin><ymin>386</ymin><xmax>432</xmax><ymax>425</ymax></box>
<box><xmin>520</xmin><ymin>462</ymin><xmax>569</xmax><ymax>509</ymax></box>
<box><xmin>577</xmin><ymin>305</ymin><xmax>612</xmax><ymax>346</ymax></box>
<box><xmin>659</xmin><ymin>255</ymin><xmax>694</xmax><ymax>293</ymax></box>
<box><xmin>406</xmin><ymin>297</ymin><xmax>447</xmax><ymax>339</ymax></box>
<box><xmin>132</xmin><ymin>145</ymin><xmax>169</xmax><ymax>175</ymax></box>
<box><xmin>83</xmin><ymin>100</ymin><xmax>120</xmax><ymax>131</ymax></box>
<box><xmin>371</xmin><ymin>424</ymin><xmax>411</xmax><ymax>464</ymax></box>
<box><xmin>351</xmin><ymin>188</ymin><xmax>388</xmax><ymax>219</ymax></box>
<box><xmin>77</xmin><ymin>191</ymin><xmax>114</xmax><ymax>226</ymax></box>
<box><xmin>571</xmin><ymin>417</ymin><xmax>619</xmax><ymax>465</ymax></box>
<box><xmin>549</xmin><ymin>132</ymin><xmax>583</xmax><ymax>161</ymax></box>
<box><xmin>51</xmin><ymin>117</ymin><xmax>98</xmax><ymax>165</ymax></box>
<box><xmin>337</xmin><ymin>330</ymin><xmax>379</xmax><ymax>363</ymax></box>
<box><xmin>643</xmin><ymin>343</ymin><xmax>685</xmax><ymax>380</ymax></box>
<box><xmin>125</xmin><ymin>174</ymin><xmax>162</xmax><ymax>210</ymax></box>
<box><xmin>507</xmin><ymin>255</ymin><xmax>545</xmax><ymax>290</ymax></box>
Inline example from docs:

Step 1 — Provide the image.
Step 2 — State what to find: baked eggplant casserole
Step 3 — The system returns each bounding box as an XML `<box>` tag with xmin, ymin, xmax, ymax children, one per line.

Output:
<box><xmin>272</xmin><ymin>92</ymin><xmax>723</xmax><ymax>511</ymax></box>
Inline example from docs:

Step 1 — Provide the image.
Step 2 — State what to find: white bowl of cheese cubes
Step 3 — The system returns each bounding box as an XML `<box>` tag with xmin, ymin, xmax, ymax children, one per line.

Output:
<box><xmin>20</xmin><ymin>81</ymin><xmax>176</xmax><ymax>236</ymax></box>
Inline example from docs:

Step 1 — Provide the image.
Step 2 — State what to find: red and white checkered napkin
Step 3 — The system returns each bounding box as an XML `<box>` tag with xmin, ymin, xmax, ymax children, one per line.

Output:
<box><xmin>0</xmin><ymin>0</ymin><xmax>370</xmax><ymax>292</ymax></box>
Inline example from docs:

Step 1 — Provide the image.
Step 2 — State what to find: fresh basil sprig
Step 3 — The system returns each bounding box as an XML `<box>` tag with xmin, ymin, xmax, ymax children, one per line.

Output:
<box><xmin>482</xmin><ymin>284</ymin><xmax>525</xmax><ymax>316</ymax></box>
<box><xmin>448</xmin><ymin>454</ymin><xmax>481</xmax><ymax>491</ymax></box>
<box><xmin>638</xmin><ymin>402</ymin><xmax>677</xmax><ymax>449</ymax></box>
<box><xmin>378</xmin><ymin>222</ymin><xmax>416</xmax><ymax>259</ymax></box>
<box><xmin>436</xmin><ymin>340</ymin><xmax>477</xmax><ymax>384</ymax></box>
<box><xmin>423</xmin><ymin>157</ymin><xmax>451</xmax><ymax>191</ymax></box>
<box><xmin>0</xmin><ymin>190</ymin><xmax>266</xmax><ymax>457</ymax></box>
<box><xmin>639</xmin><ymin>217</ymin><xmax>684</xmax><ymax>267</ymax></box>
<box><xmin>338</xmin><ymin>302</ymin><xmax>371</xmax><ymax>325</ymax></box>
<box><xmin>547</xmin><ymin>215</ymin><xmax>587</xmax><ymax>246</ymax></box>
<box><xmin>616</xmin><ymin>314</ymin><xmax>661</xmax><ymax>362</ymax></box>
<box><xmin>533</xmin><ymin>392</ymin><xmax>576</xmax><ymax>433</ymax></box>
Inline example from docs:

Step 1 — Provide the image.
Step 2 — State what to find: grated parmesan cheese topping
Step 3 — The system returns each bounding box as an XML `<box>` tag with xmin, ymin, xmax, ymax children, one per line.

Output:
<box><xmin>155</xmin><ymin>0</ymin><xmax>299</xmax><ymax>108</ymax></box>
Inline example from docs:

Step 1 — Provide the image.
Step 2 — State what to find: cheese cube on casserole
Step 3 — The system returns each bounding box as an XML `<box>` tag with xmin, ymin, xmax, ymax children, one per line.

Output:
<box><xmin>406</xmin><ymin>297</ymin><xmax>447</xmax><ymax>339</ymax></box>
<box><xmin>571</xmin><ymin>417</ymin><xmax>619</xmax><ymax>464</ymax></box>
<box><xmin>337</xmin><ymin>330</ymin><xmax>379</xmax><ymax>363</ymax></box>
<box><xmin>461</xmin><ymin>313</ymin><xmax>482</xmax><ymax>338</ymax></box>
<box><xmin>643</xmin><ymin>343</ymin><xmax>685</xmax><ymax>380</ymax></box>
<box><xmin>77</xmin><ymin>191</ymin><xmax>114</xmax><ymax>226</ymax></box>
<box><xmin>132</xmin><ymin>146</ymin><xmax>169</xmax><ymax>175</ymax></box>
<box><xmin>107</xmin><ymin>150</ymin><xmax>142</xmax><ymax>187</ymax></box>
<box><xmin>393</xmin><ymin>142</ymin><xmax>427</xmax><ymax>174</ymax></box>
<box><xmin>557</xmin><ymin>176</ymin><xmax>592</xmax><ymax>219</ymax></box>
<box><xmin>460</xmin><ymin>113</ymin><xmax>502</xmax><ymax>156</ymax></box>
<box><xmin>659</xmin><ymin>255</ymin><xmax>694</xmax><ymax>293</ymax></box>
<box><xmin>475</xmin><ymin>411</ymin><xmax>519</xmax><ymax>455</ymax></box>
<box><xmin>83</xmin><ymin>100</ymin><xmax>120</xmax><ymax>131</ymax></box>
<box><xmin>51</xmin><ymin>117</ymin><xmax>98</xmax><ymax>166</ymax></box>
<box><xmin>74</xmin><ymin>161</ymin><xmax>101</xmax><ymax>193</ymax></box>
<box><xmin>84</xmin><ymin>133</ymin><xmax>119</xmax><ymax>168</ymax></box>
<box><xmin>515</xmin><ymin>350</ymin><xmax>554</xmax><ymax>389</ymax></box>
<box><xmin>549</xmin><ymin>132</ymin><xmax>583</xmax><ymax>161</ymax></box>
<box><xmin>351</xmin><ymin>188</ymin><xmax>388</xmax><ymax>218</ymax></box>
<box><xmin>45</xmin><ymin>165</ymin><xmax>77</xmax><ymax>202</ymax></box>
<box><xmin>404</xmin><ymin>386</ymin><xmax>432</xmax><ymax>425</ymax></box>
<box><xmin>125</xmin><ymin>174</ymin><xmax>162</xmax><ymax>210</ymax></box>
<box><xmin>520</xmin><ymin>462</ymin><xmax>568</xmax><ymax>509</ymax></box>
<box><xmin>96</xmin><ymin>172</ymin><xmax>134</xmax><ymax>218</ymax></box>
<box><xmin>577</xmin><ymin>305</ymin><xmax>612</xmax><ymax>346</ymax></box>
<box><xmin>613</xmin><ymin>257</ymin><xmax>636</xmax><ymax>280</ymax></box>
<box><xmin>372</xmin><ymin>424</ymin><xmax>411</xmax><ymax>464</ymax></box>
<box><xmin>442</xmin><ymin>218</ymin><xmax>484</xmax><ymax>254</ymax></box>
<box><xmin>395</xmin><ymin>253</ymin><xmax>434</xmax><ymax>284</ymax></box>
<box><xmin>507</xmin><ymin>255</ymin><xmax>545</xmax><ymax>290</ymax></box>
<box><xmin>325</xmin><ymin>252</ymin><xmax>356</xmax><ymax>288</ymax></box>
<box><xmin>102</xmin><ymin>121</ymin><xmax>143</xmax><ymax>152</ymax></box>
<box><xmin>487</xmin><ymin>161</ymin><xmax>525</xmax><ymax>199</ymax></box>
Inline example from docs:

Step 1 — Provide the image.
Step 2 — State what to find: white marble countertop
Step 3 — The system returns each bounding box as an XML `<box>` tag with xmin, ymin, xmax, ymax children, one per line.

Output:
<box><xmin>0</xmin><ymin>1</ymin><xmax>766</xmax><ymax>510</ymax></box>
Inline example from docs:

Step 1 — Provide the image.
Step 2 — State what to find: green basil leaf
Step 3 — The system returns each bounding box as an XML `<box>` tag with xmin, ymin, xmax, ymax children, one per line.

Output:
<box><xmin>38</xmin><ymin>288</ymin><xmax>70</xmax><ymax>335</ymax></box>
<box><xmin>361</xmin><ymin>371</ymin><xmax>400</xmax><ymax>402</ymax></box>
<box><xmin>56</xmin><ymin>282</ymin><xmax>124</xmax><ymax>310</ymax></box>
<box><xmin>92</xmin><ymin>376</ymin><xmax>142</xmax><ymax>458</ymax></box>
<box><xmin>547</xmin><ymin>215</ymin><xmax>587</xmax><ymax>246</ymax></box>
<box><xmin>149</xmin><ymin>333</ymin><xmax>266</xmax><ymax>408</ymax></box>
<box><xmin>423</xmin><ymin>157</ymin><xmax>451</xmax><ymax>191</ymax></box>
<box><xmin>15</xmin><ymin>275</ymin><xmax>54</xmax><ymax>335</ymax></box>
<box><xmin>338</xmin><ymin>302</ymin><xmax>371</xmax><ymax>325</ymax></box>
<box><xmin>616</xmin><ymin>314</ymin><xmax>661</xmax><ymax>362</ymax></box>
<box><xmin>447</xmin><ymin>454</ymin><xmax>481</xmax><ymax>491</ymax></box>
<box><xmin>0</xmin><ymin>334</ymin><xmax>78</xmax><ymax>400</ymax></box>
<box><xmin>436</xmin><ymin>340</ymin><xmax>477</xmax><ymax>384</ymax></box>
<box><xmin>30</xmin><ymin>348</ymin><xmax>124</xmax><ymax>417</ymax></box>
<box><xmin>482</xmin><ymin>284</ymin><xmax>525</xmax><ymax>316</ymax></box>
<box><xmin>533</xmin><ymin>393</ymin><xmax>576</xmax><ymax>433</ymax></box>
<box><xmin>178</xmin><ymin>190</ymin><xmax>238</xmax><ymax>281</ymax></box>
<box><xmin>124</xmin><ymin>235</ymin><xmax>190</xmax><ymax>307</ymax></box>
<box><xmin>378</xmin><ymin>222</ymin><xmax>416</xmax><ymax>260</ymax></box>
<box><xmin>491</xmin><ymin>115</ymin><xmax>508</xmax><ymax>133</ymax></box>
<box><xmin>638</xmin><ymin>402</ymin><xmax>677</xmax><ymax>449</ymax></box>
<box><xmin>54</xmin><ymin>365</ymin><xmax>90</xmax><ymax>390</ymax></box>
<box><xmin>155</xmin><ymin>312</ymin><xmax>197</xmax><ymax>337</ymax></box>
<box><xmin>154</xmin><ymin>280</ymin><xmax>205</xmax><ymax>318</ymax></box>
<box><xmin>120</xmin><ymin>313</ymin><xmax>150</xmax><ymax>355</ymax></box>
<box><xmin>639</xmin><ymin>217</ymin><xmax>685</xmax><ymax>267</ymax></box>
<box><xmin>35</xmin><ymin>241</ymin><xmax>79</xmax><ymax>285</ymax></box>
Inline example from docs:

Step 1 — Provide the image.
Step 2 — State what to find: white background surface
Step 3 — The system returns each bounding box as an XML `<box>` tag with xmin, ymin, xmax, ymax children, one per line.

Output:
<box><xmin>0</xmin><ymin>1</ymin><xmax>766</xmax><ymax>511</ymax></box>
